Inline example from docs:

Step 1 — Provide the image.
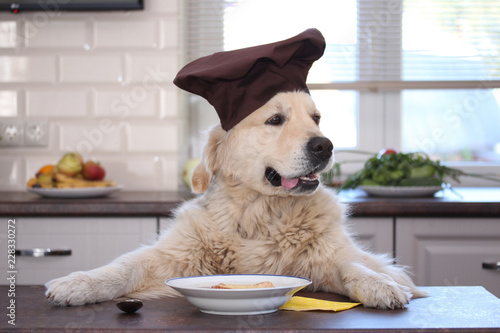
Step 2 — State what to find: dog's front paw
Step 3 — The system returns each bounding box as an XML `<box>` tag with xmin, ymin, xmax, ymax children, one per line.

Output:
<box><xmin>45</xmin><ymin>271</ymin><xmax>99</xmax><ymax>306</ymax></box>
<box><xmin>353</xmin><ymin>273</ymin><xmax>412</xmax><ymax>309</ymax></box>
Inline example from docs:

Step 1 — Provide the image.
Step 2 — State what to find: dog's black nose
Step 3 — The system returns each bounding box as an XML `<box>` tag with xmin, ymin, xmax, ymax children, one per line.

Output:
<box><xmin>307</xmin><ymin>137</ymin><xmax>333</xmax><ymax>161</ymax></box>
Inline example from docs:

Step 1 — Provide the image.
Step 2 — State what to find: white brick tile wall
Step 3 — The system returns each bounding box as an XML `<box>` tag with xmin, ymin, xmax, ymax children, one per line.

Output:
<box><xmin>0</xmin><ymin>91</ymin><xmax>18</xmax><ymax>117</ymax></box>
<box><xmin>0</xmin><ymin>0</ymin><xmax>183</xmax><ymax>191</ymax></box>
<box><xmin>100</xmin><ymin>155</ymin><xmax>176</xmax><ymax>190</ymax></box>
<box><xmin>160</xmin><ymin>88</ymin><xmax>178</xmax><ymax>118</ymax></box>
<box><xmin>60</xmin><ymin>55</ymin><xmax>124</xmax><ymax>83</ymax></box>
<box><xmin>26</xmin><ymin>89</ymin><xmax>89</xmax><ymax>117</ymax></box>
<box><xmin>25</xmin><ymin>21</ymin><xmax>87</xmax><ymax>49</ymax></box>
<box><xmin>0</xmin><ymin>157</ymin><xmax>21</xmax><ymax>188</ymax></box>
<box><xmin>60</xmin><ymin>122</ymin><xmax>124</xmax><ymax>153</ymax></box>
<box><xmin>126</xmin><ymin>54</ymin><xmax>177</xmax><ymax>83</ymax></box>
<box><xmin>158</xmin><ymin>155</ymin><xmax>179</xmax><ymax>190</ymax></box>
<box><xmin>0</xmin><ymin>56</ymin><xmax>56</xmax><ymax>82</ymax></box>
<box><xmin>126</xmin><ymin>122</ymin><xmax>178</xmax><ymax>152</ymax></box>
<box><xmin>159</xmin><ymin>20</ymin><xmax>178</xmax><ymax>49</ymax></box>
<box><xmin>95</xmin><ymin>21</ymin><xmax>158</xmax><ymax>48</ymax></box>
<box><xmin>94</xmin><ymin>89</ymin><xmax>159</xmax><ymax>118</ymax></box>
<box><xmin>0</xmin><ymin>21</ymin><xmax>17</xmax><ymax>48</ymax></box>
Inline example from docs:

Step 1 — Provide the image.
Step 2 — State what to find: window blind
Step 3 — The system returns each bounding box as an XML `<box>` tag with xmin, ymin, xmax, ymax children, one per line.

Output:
<box><xmin>183</xmin><ymin>0</ymin><xmax>224</xmax><ymax>63</ymax></box>
<box><xmin>182</xmin><ymin>0</ymin><xmax>500</xmax><ymax>90</ymax></box>
<box><xmin>402</xmin><ymin>0</ymin><xmax>500</xmax><ymax>81</ymax></box>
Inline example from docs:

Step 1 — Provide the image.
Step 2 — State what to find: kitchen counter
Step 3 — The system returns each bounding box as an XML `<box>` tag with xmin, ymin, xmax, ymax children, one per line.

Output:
<box><xmin>1</xmin><ymin>286</ymin><xmax>499</xmax><ymax>332</ymax></box>
<box><xmin>339</xmin><ymin>187</ymin><xmax>500</xmax><ymax>217</ymax></box>
<box><xmin>0</xmin><ymin>190</ymin><xmax>192</xmax><ymax>217</ymax></box>
<box><xmin>0</xmin><ymin>187</ymin><xmax>499</xmax><ymax>217</ymax></box>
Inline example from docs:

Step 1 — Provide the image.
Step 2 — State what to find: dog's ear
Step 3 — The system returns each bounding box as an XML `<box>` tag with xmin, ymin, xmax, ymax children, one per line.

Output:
<box><xmin>191</xmin><ymin>125</ymin><xmax>226</xmax><ymax>193</ymax></box>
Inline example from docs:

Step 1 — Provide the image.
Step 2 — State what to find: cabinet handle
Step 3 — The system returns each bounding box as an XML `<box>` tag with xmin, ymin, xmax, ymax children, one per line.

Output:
<box><xmin>482</xmin><ymin>262</ymin><xmax>500</xmax><ymax>271</ymax></box>
<box><xmin>15</xmin><ymin>249</ymin><xmax>72</xmax><ymax>257</ymax></box>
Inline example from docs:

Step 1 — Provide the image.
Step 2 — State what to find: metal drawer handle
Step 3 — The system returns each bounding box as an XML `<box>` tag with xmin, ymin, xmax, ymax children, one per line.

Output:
<box><xmin>482</xmin><ymin>262</ymin><xmax>500</xmax><ymax>270</ymax></box>
<box><xmin>15</xmin><ymin>249</ymin><xmax>72</xmax><ymax>257</ymax></box>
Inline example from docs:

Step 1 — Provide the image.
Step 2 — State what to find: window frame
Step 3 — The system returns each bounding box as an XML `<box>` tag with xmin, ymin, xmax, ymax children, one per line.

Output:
<box><xmin>181</xmin><ymin>0</ymin><xmax>500</xmax><ymax>187</ymax></box>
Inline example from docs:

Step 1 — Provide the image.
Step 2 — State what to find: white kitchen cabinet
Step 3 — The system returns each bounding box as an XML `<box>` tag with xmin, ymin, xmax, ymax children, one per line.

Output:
<box><xmin>396</xmin><ymin>218</ymin><xmax>500</xmax><ymax>298</ymax></box>
<box><xmin>0</xmin><ymin>217</ymin><xmax>157</xmax><ymax>285</ymax></box>
<box><xmin>349</xmin><ymin>217</ymin><xmax>394</xmax><ymax>255</ymax></box>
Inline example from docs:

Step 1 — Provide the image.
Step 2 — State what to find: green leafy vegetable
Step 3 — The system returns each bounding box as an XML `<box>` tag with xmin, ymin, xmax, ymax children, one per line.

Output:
<box><xmin>323</xmin><ymin>151</ymin><xmax>500</xmax><ymax>190</ymax></box>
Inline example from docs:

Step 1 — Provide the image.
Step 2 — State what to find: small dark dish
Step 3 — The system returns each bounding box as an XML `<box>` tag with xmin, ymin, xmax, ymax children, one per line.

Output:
<box><xmin>116</xmin><ymin>299</ymin><xmax>143</xmax><ymax>313</ymax></box>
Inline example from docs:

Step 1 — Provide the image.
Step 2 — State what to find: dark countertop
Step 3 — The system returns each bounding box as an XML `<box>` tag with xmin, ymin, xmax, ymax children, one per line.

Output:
<box><xmin>0</xmin><ymin>187</ymin><xmax>499</xmax><ymax>217</ymax></box>
<box><xmin>1</xmin><ymin>286</ymin><xmax>499</xmax><ymax>332</ymax></box>
<box><xmin>0</xmin><ymin>190</ymin><xmax>192</xmax><ymax>217</ymax></box>
<box><xmin>339</xmin><ymin>187</ymin><xmax>500</xmax><ymax>217</ymax></box>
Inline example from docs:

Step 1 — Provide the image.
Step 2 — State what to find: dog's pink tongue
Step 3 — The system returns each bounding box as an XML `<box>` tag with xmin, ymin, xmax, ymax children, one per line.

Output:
<box><xmin>281</xmin><ymin>176</ymin><xmax>299</xmax><ymax>189</ymax></box>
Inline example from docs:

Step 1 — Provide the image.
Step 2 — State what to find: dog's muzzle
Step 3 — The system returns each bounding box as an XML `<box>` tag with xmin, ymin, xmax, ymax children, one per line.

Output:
<box><xmin>266</xmin><ymin>136</ymin><xmax>333</xmax><ymax>192</ymax></box>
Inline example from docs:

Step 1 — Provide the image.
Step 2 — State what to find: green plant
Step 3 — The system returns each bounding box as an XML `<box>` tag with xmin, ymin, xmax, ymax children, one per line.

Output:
<box><xmin>321</xmin><ymin>150</ymin><xmax>500</xmax><ymax>190</ymax></box>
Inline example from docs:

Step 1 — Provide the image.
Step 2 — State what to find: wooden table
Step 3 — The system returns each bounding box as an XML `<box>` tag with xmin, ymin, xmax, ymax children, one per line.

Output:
<box><xmin>1</xmin><ymin>286</ymin><xmax>499</xmax><ymax>332</ymax></box>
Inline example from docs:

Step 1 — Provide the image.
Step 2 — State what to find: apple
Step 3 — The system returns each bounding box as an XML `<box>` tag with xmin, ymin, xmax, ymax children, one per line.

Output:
<box><xmin>54</xmin><ymin>153</ymin><xmax>83</xmax><ymax>176</ymax></box>
<box><xmin>182</xmin><ymin>158</ymin><xmax>201</xmax><ymax>189</ymax></box>
<box><xmin>83</xmin><ymin>161</ymin><xmax>106</xmax><ymax>180</ymax></box>
<box><xmin>377</xmin><ymin>148</ymin><xmax>398</xmax><ymax>158</ymax></box>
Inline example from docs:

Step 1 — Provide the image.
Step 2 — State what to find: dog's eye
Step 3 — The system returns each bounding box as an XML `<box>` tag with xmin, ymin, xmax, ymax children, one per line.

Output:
<box><xmin>266</xmin><ymin>114</ymin><xmax>284</xmax><ymax>126</ymax></box>
<box><xmin>312</xmin><ymin>114</ymin><xmax>321</xmax><ymax>125</ymax></box>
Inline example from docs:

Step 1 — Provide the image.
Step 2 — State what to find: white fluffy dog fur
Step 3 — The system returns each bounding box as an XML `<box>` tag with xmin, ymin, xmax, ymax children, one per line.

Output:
<box><xmin>45</xmin><ymin>91</ymin><xmax>425</xmax><ymax>309</ymax></box>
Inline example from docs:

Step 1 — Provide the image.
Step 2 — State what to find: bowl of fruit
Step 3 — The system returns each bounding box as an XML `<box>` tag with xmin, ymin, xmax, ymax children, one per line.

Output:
<box><xmin>27</xmin><ymin>152</ymin><xmax>122</xmax><ymax>198</ymax></box>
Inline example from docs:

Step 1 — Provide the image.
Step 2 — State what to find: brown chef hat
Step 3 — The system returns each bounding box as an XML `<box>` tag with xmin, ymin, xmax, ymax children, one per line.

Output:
<box><xmin>173</xmin><ymin>28</ymin><xmax>326</xmax><ymax>131</ymax></box>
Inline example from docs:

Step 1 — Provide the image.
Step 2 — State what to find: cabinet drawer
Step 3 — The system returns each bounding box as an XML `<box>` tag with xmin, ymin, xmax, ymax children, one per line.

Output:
<box><xmin>0</xmin><ymin>217</ymin><xmax>157</xmax><ymax>285</ymax></box>
<box><xmin>396</xmin><ymin>218</ymin><xmax>500</xmax><ymax>298</ymax></box>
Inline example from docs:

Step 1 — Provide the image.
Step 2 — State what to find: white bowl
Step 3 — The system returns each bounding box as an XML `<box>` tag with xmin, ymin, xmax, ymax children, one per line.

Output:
<box><xmin>360</xmin><ymin>185</ymin><xmax>442</xmax><ymax>197</ymax></box>
<box><xmin>166</xmin><ymin>274</ymin><xmax>311</xmax><ymax>315</ymax></box>
<box><xmin>27</xmin><ymin>185</ymin><xmax>123</xmax><ymax>198</ymax></box>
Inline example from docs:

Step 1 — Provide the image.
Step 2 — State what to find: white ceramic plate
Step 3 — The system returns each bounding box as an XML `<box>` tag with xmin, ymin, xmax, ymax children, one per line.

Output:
<box><xmin>360</xmin><ymin>185</ymin><xmax>442</xmax><ymax>197</ymax></box>
<box><xmin>27</xmin><ymin>185</ymin><xmax>123</xmax><ymax>199</ymax></box>
<box><xmin>166</xmin><ymin>274</ymin><xmax>311</xmax><ymax>315</ymax></box>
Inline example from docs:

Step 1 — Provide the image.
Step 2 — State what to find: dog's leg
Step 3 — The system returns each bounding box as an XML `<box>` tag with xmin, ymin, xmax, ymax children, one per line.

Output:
<box><xmin>338</xmin><ymin>262</ymin><xmax>411</xmax><ymax>309</ymax></box>
<box><xmin>45</xmin><ymin>245</ymin><xmax>170</xmax><ymax>306</ymax></box>
<box><xmin>333</xmin><ymin>249</ymin><xmax>426</xmax><ymax>309</ymax></box>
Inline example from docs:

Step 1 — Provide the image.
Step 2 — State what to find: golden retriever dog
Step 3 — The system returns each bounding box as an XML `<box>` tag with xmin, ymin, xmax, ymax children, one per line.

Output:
<box><xmin>45</xmin><ymin>91</ymin><xmax>425</xmax><ymax>309</ymax></box>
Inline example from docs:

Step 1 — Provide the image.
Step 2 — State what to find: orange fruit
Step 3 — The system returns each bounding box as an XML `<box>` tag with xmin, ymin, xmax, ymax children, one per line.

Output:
<box><xmin>37</xmin><ymin>164</ymin><xmax>54</xmax><ymax>175</ymax></box>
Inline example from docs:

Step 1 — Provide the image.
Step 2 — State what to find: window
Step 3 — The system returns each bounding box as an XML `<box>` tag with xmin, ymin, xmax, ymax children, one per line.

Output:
<box><xmin>182</xmin><ymin>0</ymin><xmax>500</xmax><ymax>185</ymax></box>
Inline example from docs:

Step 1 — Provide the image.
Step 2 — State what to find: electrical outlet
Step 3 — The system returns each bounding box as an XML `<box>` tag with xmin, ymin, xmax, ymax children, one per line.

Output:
<box><xmin>0</xmin><ymin>119</ymin><xmax>23</xmax><ymax>146</ymax></box>
<box><xmin>24</xmin><ymin>119</ymin><xmax>49</xmax><ymax>146</ymax></box>
<box><xmin>0</xmin><ymin>118</ymin><xmax>49</xmax><ymax>147</ymax></box>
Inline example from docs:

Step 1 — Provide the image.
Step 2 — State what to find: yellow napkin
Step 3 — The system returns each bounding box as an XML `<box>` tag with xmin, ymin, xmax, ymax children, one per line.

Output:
<box><xmin>280</xmin><ymin>296</ymin><xmax>361</xmax><ymax>312</ymax></box>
